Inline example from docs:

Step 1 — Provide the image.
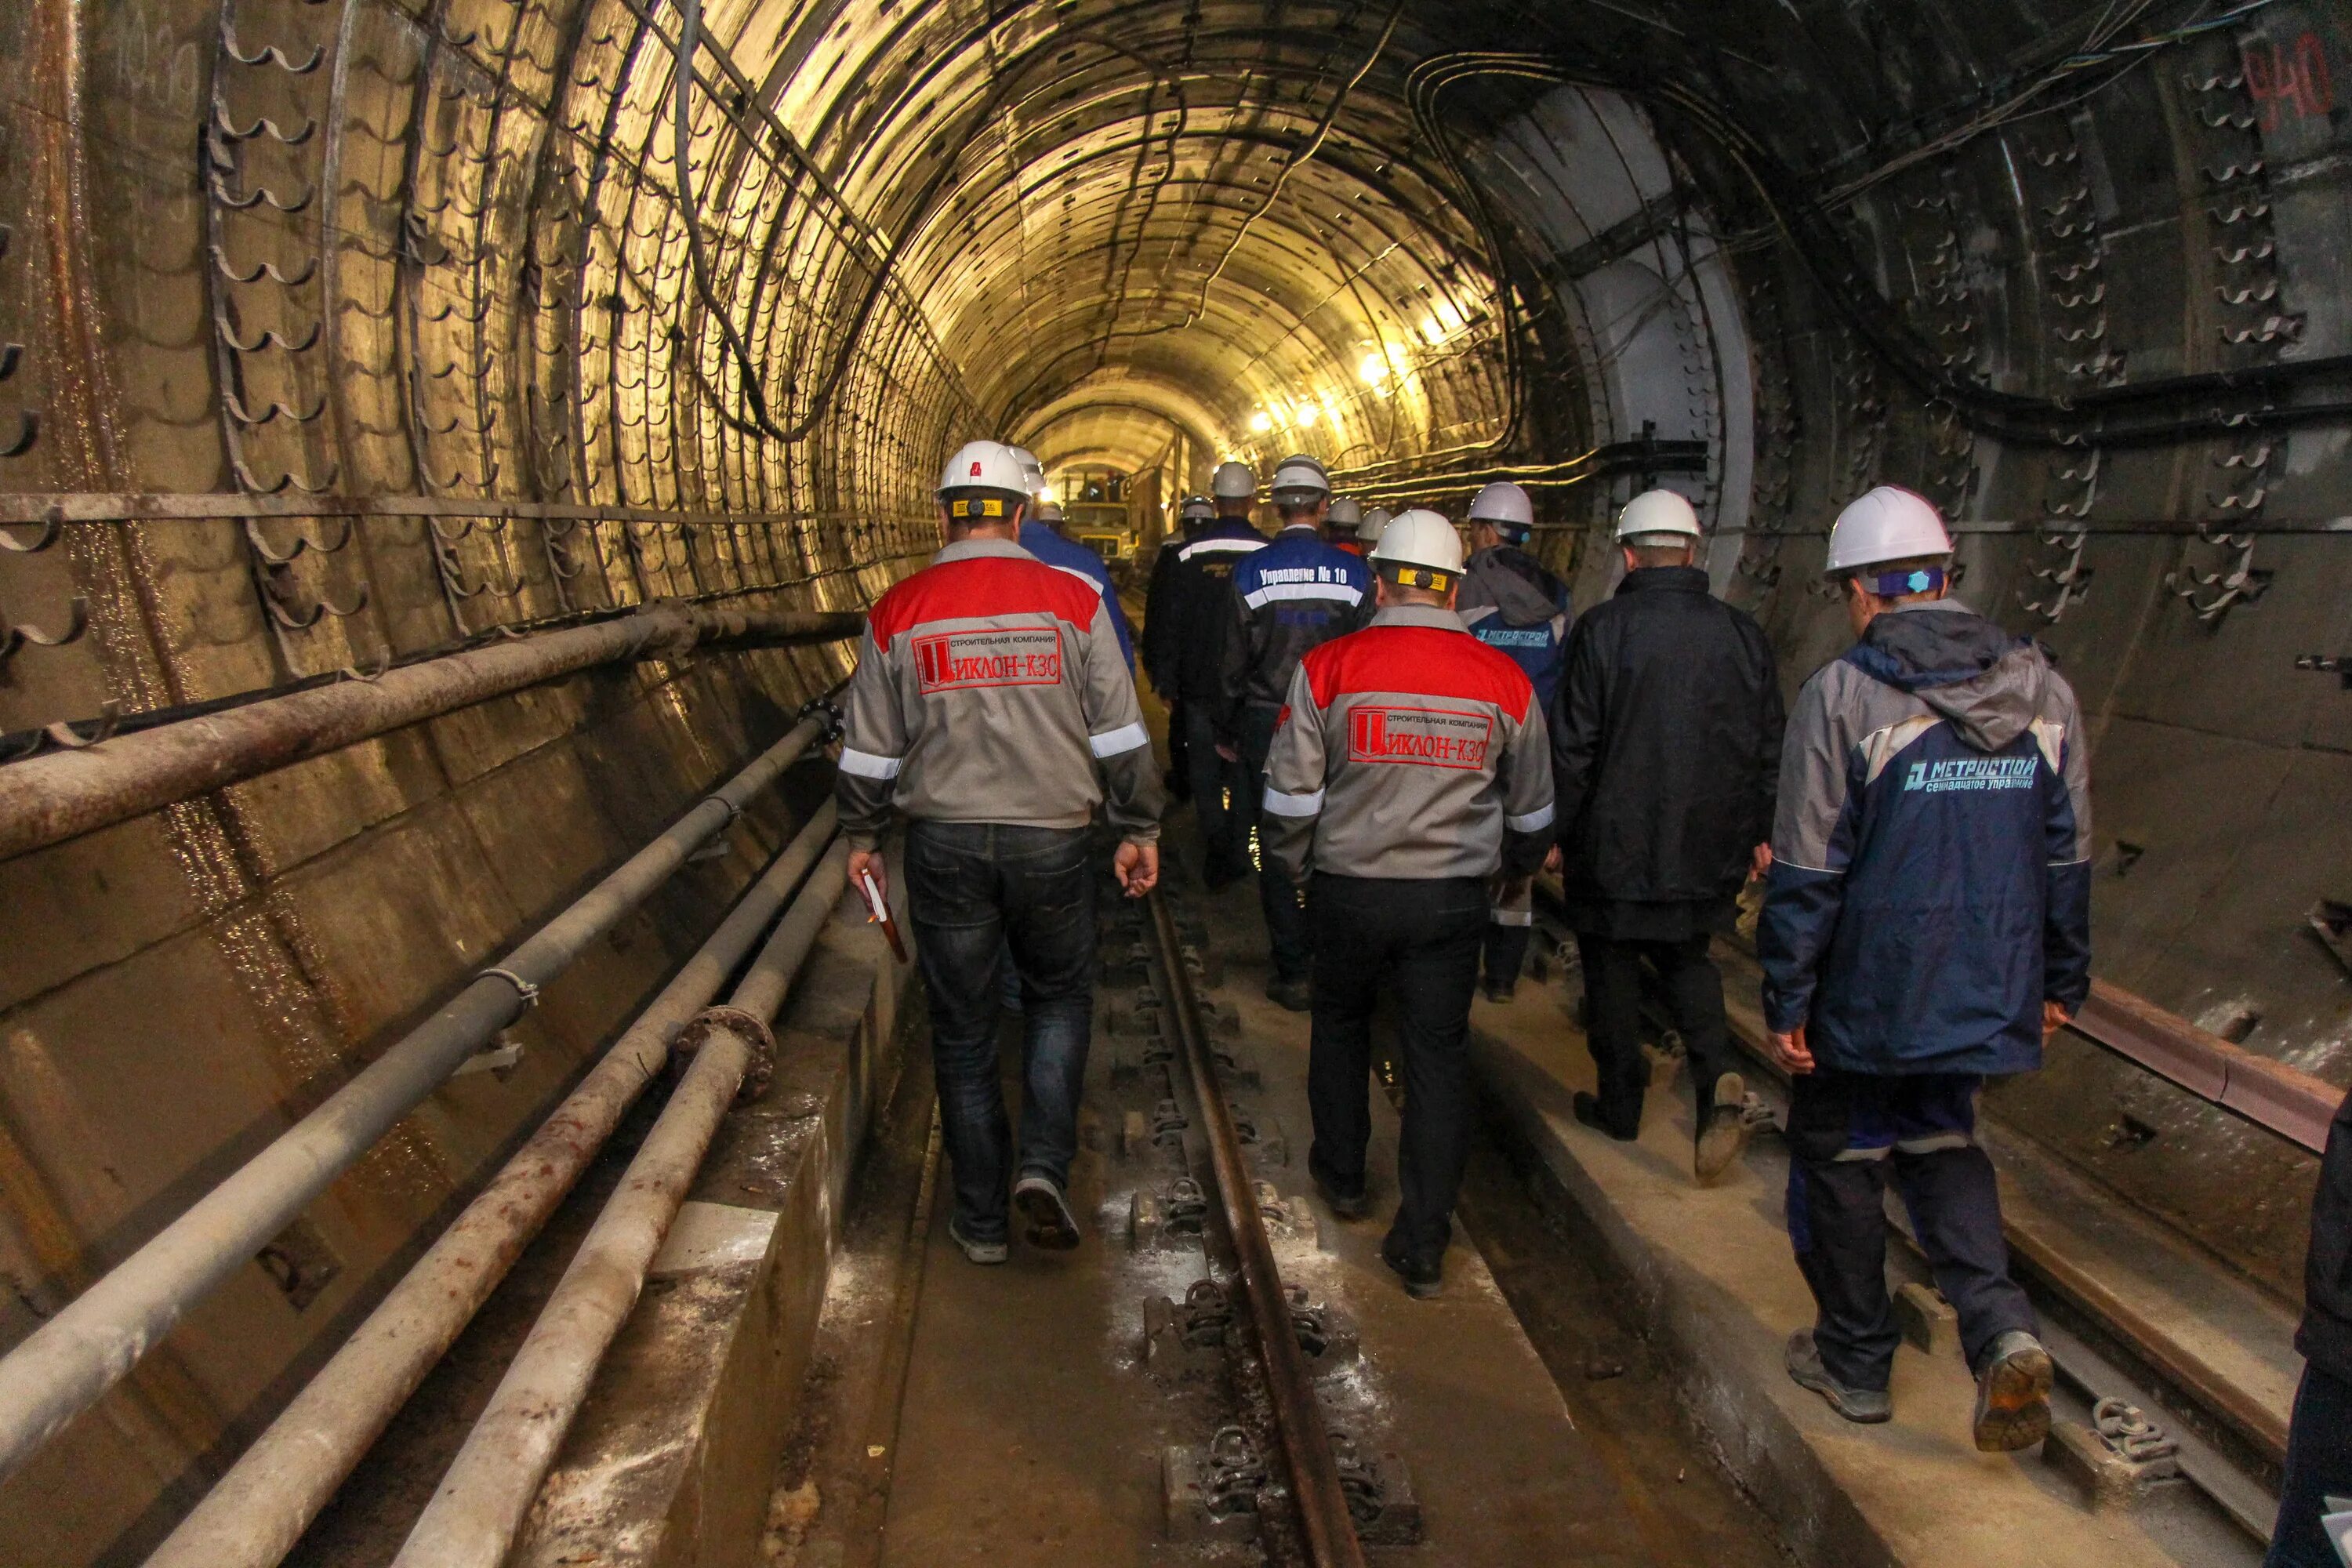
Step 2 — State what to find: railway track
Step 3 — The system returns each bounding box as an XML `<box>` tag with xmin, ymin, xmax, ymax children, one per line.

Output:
<box><xmin>1138</xmin><ymin>888</ymin><xmax>1368</xmax><ymax>1566</ymax></box>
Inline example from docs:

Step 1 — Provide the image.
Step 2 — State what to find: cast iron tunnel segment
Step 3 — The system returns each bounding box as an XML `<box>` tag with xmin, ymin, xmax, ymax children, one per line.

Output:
<box><xmin>1142</xmin><ymin>888</ymin><xmax>1369</xmax><ymax>1568</ymax></box>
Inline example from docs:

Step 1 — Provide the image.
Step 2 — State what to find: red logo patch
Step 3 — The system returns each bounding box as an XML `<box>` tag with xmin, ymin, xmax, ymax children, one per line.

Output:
<box><xmin>1347</xmin><ymin>703</ymin><xmax>1492</xmax><ymax>770</ymax></box>
<box><xmin>913</xmin><ymin>626</ymin><xmax>1062</xmax><ymax>692</ymax></box>
<box><xmin>970</xmin><ymin>460</ymin><xmax>984</xmax><ymax>477</ymax></box>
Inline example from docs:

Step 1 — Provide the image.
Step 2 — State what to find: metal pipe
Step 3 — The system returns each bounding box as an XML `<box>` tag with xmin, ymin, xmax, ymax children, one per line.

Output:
<box><xmin>0</xmin><ymin>715</ymin><xmax>831</xmax><ymax>1486</ymax></box>
<box><xmin>1149</xmin><ymin>892</ymin><xmax>1367</xmax><ymax>1568</ymax></box>
<box><xmin>143</xmin><ymin>801</ymin><xmax>840</xmax><ymax>1568</ymax></box>
<box><xmin>0</xmin><ymin>601</ymin><xmax>861</xmax><ymax>862</ymax></box>
<box><xmin>388</xmin><ymin>840</ymin><xmax>853</xmax><ymax>1568</ymax></box>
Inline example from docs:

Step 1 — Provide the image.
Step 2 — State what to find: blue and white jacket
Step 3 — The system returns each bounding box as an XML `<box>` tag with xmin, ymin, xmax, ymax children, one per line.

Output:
<box><xmin>1457</xmin><ymin>545</ymin><xmax>1573</xmax><ymax>710</ymax></box>
<box><xmin>1759</xmin><ymin>600</ymin><xmax>2092</xmax><ymax>1077</ymax></box>
<box><xmin>1020</xmin><ymin>520</ymin><xmax>1134</xmax><ymax>669</ymax></box>
<box><xmin>1218</xmin><ymin>524</ymin><xmax>1372</xmax><ymax>726</ymax></box>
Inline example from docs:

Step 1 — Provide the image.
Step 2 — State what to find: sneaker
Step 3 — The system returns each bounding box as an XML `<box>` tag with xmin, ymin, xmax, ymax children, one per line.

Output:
<box><xmin>1380</xmin><ymin>1234</ymin><xmax>1443</xmax><ymax>1299</ymax></box>
<box><xmin>1481</xmin><ymin>978</ymin><xmax>1518</xmax><ymax>1004</ymax></box>
<box><xmin>1308</xmin><ymin>1154</ymin><xmax>1370</xmax><ymax>1221</ymax></box>
<box><xmin>1012</xmin><ymin>1171</ymin><xmax>1083</xmax><ymax>1250</ymax></box>
<box><xmin>1265</xmin><ymin>975</ymin><xmax>1312</xmax><ymax>1013</ymax></box>
<box><xmin>1972</xmin><ymin>1330</ymin><xmax>2054</xmax><ymax>1452</ymax></box>
<box><xmin>946</xmin><ymin>1217</ymin><xmax>1007</xmax><ymax>1265</ymax></box>
<box><xmin>1784</xmin><ymin>1330</ymin><xmax>1892</xmax><ymax>1423</ymax></box>
<box><xmin>1694</xmin><ymin>1072</ymin><xmax>1750</xmax><ymax>1185</ymax></box>
<box><xmin>1573</xmin><ymin>1091</ymin><xmax>1640</xmax><ymax>1142</ymax></box>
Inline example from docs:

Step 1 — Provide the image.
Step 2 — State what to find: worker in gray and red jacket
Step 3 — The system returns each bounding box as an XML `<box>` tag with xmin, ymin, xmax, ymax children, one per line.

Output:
<box><xmin>1258</xmin><ymin>510</ymin><xmax>1555</xmax><ymax>1300</ymax></box>
<box><xmin>837</xmin><ymin>439</ymin><xmax>1163</xmax><ymax>1265</ymax></box>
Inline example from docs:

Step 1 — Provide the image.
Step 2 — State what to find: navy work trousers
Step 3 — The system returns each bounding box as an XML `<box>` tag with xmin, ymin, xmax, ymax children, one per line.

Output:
<box><xmin>905</xmin><ymin>821</ymin><xmax>1095</xmax><ymax>1243</ymax></box>
<box><xmin>1307</xmin><ymin>873</ymin><xmax>1487</xmax><ymax>1260</ymax></box>
<box><xmin>1183</xmin><ymin>702</ymin><xmax>1248</xmax><ymax>879</ymax></box>
<box><xmin>1784</xmin><ymin>1069</ymin><xmax>2035</xmax><ymax>1392</ymax></box>
<box><xmin>2268</xmin><ymin>1360</ymin><xmax>2352</xmax><ymax>1568</ymax></box>
<box><xmin>1239</xmin><ymin>702</ymin><xmax>1311</xmax><ymax>982</ymax></box>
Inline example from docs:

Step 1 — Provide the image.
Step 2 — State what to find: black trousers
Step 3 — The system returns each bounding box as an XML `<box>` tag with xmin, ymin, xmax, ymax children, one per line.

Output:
<box><xmin>1784</xmin><ymin>1069</ymin><xmax>2035</xmax><ymax>1391</ymax></box>
<box><xmin>2268</xmin><ymin>1360</ymin><xmax>2352</xmax><ymax>1568</ymax></box>
<box><xmin>1239</xmin><ymin>702</ymin><xmax>1310</xmax><ymax>982</ymax></box>
<box><xmin>1482</xmin><ymin>920</ymin><xmax>1534</xmax><ymax>990</ymax></box>
<box><xmin>1573</xmin><ymin>931</ymin><xmax>1737</xmax><ymax>1138</ymax></box>
<box><xmin>1181</xmin><ymin>702</ymin><xmax>1247</xmax><ymax>876</ymax></box>
<box><xmin>1307</xmin><ymin>873</ymin><xmax>1487</xmax><ymax>1258</ymax></box>
<box><xmin>1164</xmin><ymin>696</ymin><xmax>1192</xmax><ymax>800</ymax></box>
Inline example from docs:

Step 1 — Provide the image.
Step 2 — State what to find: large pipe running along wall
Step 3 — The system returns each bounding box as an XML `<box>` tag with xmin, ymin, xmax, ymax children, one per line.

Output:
<box><xmin>2</xmin><ymin>1</ymin><xmax>2350</xmax><ymax>1562</ymax></box>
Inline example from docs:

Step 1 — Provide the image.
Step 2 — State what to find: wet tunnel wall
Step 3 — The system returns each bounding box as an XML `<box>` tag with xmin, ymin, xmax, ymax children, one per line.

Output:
<box><xmin>1</xmin><ymin>1</ymin><xmax>2350</xmax><ymax>1560</ymax></box>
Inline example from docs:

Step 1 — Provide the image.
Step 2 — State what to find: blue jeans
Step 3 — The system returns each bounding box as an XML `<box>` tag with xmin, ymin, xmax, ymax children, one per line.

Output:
<box><xmin>2269</xmin><ymin>1360</ymin><xmax>2352</xmax><ymax>1568</ymax></box>
<box><xmin>906</xmin><ymin>822</ymin><xmax>1097</xmax><ymax>1242</ymax></box>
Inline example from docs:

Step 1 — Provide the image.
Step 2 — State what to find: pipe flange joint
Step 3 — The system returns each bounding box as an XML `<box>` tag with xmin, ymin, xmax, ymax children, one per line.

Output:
<box><xmin>797</xmin><ymin>696</ymin><xmax>844</xmax><ymax>743</ymax></box>
<box><xmin>671</xmin><ymin>1004</ymin><xmax>776</xmax><ymax>1102</ymax></box>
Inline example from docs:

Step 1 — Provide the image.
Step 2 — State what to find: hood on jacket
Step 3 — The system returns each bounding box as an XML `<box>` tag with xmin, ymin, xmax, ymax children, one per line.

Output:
<box><xmin>1846</xmin><ymin>600</ymin><xmax>2049</xmax><ymax>752</ymax></box>
<box><xmin>1466</xmin><ymin>546</ymin><xmax>1567</xmax><ymax>624</ymax></box>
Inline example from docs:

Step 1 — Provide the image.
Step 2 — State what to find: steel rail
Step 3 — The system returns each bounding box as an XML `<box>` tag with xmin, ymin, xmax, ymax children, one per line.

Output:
<box><xmin>0</xmin><ymin>600</ymin><xmax>860</xmax><ymax>862</ymax></box>
<box><xmin>1145</xmin><ymin>891</ymin><xmax>1367</xmax><ymax>1568</ymax></box>
<box><xmin>390</xmin><ymin>840</ymin><xmax>854</xmax><ymax>1568</ymax></box>
<box><xmin>0</xmin><ymin>715</ymin><xmax>831</xmax><ymax>1485</ymax></box>
<box><xmin>142</xmin><ymin>801</ymin><xmax>840</xmax><ymax>1568</ymax></box>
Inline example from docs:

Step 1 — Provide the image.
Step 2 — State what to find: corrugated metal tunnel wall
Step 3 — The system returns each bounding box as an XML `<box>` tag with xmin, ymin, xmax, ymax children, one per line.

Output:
<box><xmin>0</xmin><ymin>1</ymin><xmax>2348</xmax><ymax>1560</ymax></box>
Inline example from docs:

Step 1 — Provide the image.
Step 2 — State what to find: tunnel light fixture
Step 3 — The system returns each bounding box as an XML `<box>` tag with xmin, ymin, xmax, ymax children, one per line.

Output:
<box><xmin>1294</xmin><ymin>402</ymin><xmax>1319</xmax><ymax>427</ymax></box>
<box><xmin>1358</xmin><ymin>351</ymin><xmax>1391</xmax><ymax>387</ymax></box>
<box><xmin>1248</xmin><ymin>410</ymin><xmax>1274</xmax><ymax>434</ymax></box>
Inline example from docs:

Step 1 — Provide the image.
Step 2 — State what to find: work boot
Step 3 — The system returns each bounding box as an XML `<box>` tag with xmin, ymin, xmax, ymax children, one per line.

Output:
<box><xmin>1380</xmin><ymin>1234</ymin><xmax>1443</xmax><ymax>1300</ymax></box>
<box><xmin>1972</xmin><ymin>1330</ymin><xmax>2054</xmax><ymax>1452</ymax></box>
<box><xmin>1265</xmin><ymin>975</ymin><xmax>1312</xmax><ymax>1013</ymax></box>
<box><xmin>1481</xmin><ymin>976</ymin><xmax>1518</xmax><ymax>1004</ymax></box>
<box><xmin>1573</xmin><ymin>1091</ymin><xmax>1639</xmax><ymax>1142</ymax></box>
<box><xmin>1694</xmin><ymin>1071</ymin><xmax>1750</xmax><ymax>1185</ymax></box>
<box><xmin>1784</xmin><ymin>1330</ymin><xmax>1892</xmax><ymax>1423</ymax></box>
<box><xmin>1309</xmin><ymin>1152</ymin><xmax>1370</xmax><ymax>1221</ymax></box>
<box><xmin>1012</xmin><ymin>1172</ymin><xmax>1083</xmax><ymax>1250</ymax></box>
<box><xmin>946</xmin><ymin>1217</ymin><xmax>1007</xmax><ymax>1266</ymax></box>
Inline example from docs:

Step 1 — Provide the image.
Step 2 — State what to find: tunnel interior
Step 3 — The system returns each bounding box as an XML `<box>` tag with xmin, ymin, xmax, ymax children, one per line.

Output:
<box><xmin>1</xmin><ymin>0</ymin><xmax>2350</xmax><ymax>1562</ymax></box>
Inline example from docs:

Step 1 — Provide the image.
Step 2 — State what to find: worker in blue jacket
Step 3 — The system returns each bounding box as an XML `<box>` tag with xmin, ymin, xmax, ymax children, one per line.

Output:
<box><xmin>1759</xmin><ymin>486</ymin><xmax>2092</xmax><ymax>1454</ymax></box>
<box><xmin>1022</xmin><ymin>499</ymin><xmax>1134</xmax><ymax>670</ymax></box>
<box><xmin>1455</xmin><ymin>480</ymin><xmax>1572</xmax><ymax>1000</ymax></box>
<box><xmin>1216</xmin><ymin>453</ymin><xmax>1371</xmax><ymax>1010</ymax></box>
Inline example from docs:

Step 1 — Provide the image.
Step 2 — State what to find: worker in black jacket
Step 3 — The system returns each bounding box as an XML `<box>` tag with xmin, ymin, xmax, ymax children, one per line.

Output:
<box><xmin>1147</xmin><ymin>463</ymin><xmax>1266</xmax><ymax>885</ymax></box>
<box><xmin>2270</xmin><ymin>1087</ymin><xmax>2352</xmax><ymax>1568</ymax></box>
<box><xmin>1145</xmin><ymin>493</ymin><xmax>1218</xmax><ymax>801</ymax></box>
<box><xmin>1551</xmin><ymin>488</ymin><xmax>1784</xmax><ymax>1185</ymax></box>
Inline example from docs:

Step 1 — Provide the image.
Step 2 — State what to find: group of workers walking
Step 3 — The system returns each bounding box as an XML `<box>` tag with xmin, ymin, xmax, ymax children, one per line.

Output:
<box><xmin>835</xmin><ymin>436</ymin><xmax>2098</xmax><ymax>1465</ymax></box>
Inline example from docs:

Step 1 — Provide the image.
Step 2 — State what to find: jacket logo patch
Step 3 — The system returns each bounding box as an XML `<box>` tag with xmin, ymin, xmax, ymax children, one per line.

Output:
<box><xmin>1348</xmin><ymin>703</ymin><xmax>1492</xmax><ymax>769</ymax></box>
<box><xmin>1901</xmin><ymin>757</ymin><xmax>2037</xmax><ymax>793</ymax></box>
<box><xmin>913</xmin><ymin>626</ymin><xmax>1062</xmax><ymax>691</ymax></box>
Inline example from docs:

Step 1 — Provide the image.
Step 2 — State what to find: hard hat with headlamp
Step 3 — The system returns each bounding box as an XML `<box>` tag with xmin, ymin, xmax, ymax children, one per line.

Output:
<box><xmin>1367</xmin><ymin>508</ymin><xmax>1466</xmax><ymax>594</ymax></box>
<box><xmin>1468</xmin><ymin>481</ymin><xmax>1534</xmax><ymax>541</ymax></box>
<box><xmin>1825</xmin><ymin>485</ymin><xmax>1955</xmax><ymax>597</ymax></box>
<box><xmin>1269</xmin><ymin>452</ymin><xmax>1332</xmax><ymax>507</ymax></box>
<box><xmin>1211</xmin><ymin>460</ymin><xmax>1258</xmax><ymax>500</ymax></box>
<box><xmin>937</xmin><ymin>440</ymin><xmax>1030</xmax><ymax>524</ymax></box>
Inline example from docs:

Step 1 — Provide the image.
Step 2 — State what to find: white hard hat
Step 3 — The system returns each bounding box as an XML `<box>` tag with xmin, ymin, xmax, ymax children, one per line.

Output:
<box><xmin>1269</xmin><ymin>452</ymin><xmax>1331</xmax><ymax>503</ymax></box>
<box><xmin>1369</xmin><ymin>508</ymin><xmax>1465</xmax><ymax>590</ymax></box>
<box><xmin>1006</xmin><ymin>445</ymin><xmax>1046</xmax><ymax>493</ymax></box>
<box><xmin>1179</xmin><ymin>494</ymin><xmax>1215</xmax><ymax>522</ymax></box>
<box><xmin>1358</xmin><ymin>506</ymin><xmax>1392</xmax><ymax>545</ymax></box>
<box><xmin>1613</xmin><ymin>488</ymin><xmax>1702</xmax><ymax>542</ymax></box>
<box><xmin>1468</xmin><ymin>481</ymin><xmax>1534</xmax><ymax>534</ymax></box>
<box><xmin>1327</xmin><ymin>496</ymin><xmax>1363</xmax><ymax>528</ymax></box>
<box><xmin>1035</xmin><ymin>500</ymin><xmax>1065</xmax><ymax>524</ymax></box>
<box><xmin>938</xmin><ymin>440</ymin><xmax>1030</xmax><ymax>520</ymax></box>
<box><xmin>1211</xmin><ymin>460</ymin><xmax>1257</xmax><ymax>500</ymax></box>
<box><xmin>1824</xmin><ymin>485</ymin><xmax>1952</xmax><ymax>575</ymax></box>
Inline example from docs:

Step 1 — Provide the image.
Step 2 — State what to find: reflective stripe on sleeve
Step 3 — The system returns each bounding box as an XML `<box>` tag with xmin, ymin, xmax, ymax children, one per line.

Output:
<box><xmin>1088</xmin><ymin>721</ymin><xmax>1149</xmax><ymax>758</ymax></box>
<box><xmin>838</xmin><ymin>748</ymin><xmax>903</xmax><ymax>780</ymax></box>
<box><xmin>1261</xmin><ymin>785</ymin><xmax>1325</xmax><ymax>818</ymax></box>
<box><xmin>1178</xmin><ymin>537</ymin><xmax>1265</xmax><ymax>561</ymax></box>
<box><xmin>1505</xmin><ymin>801</ymin><xmax>1556</xmax><ymax>833</ymax></box>
<box><xmin>1241</xmin><ymin>581</ymin><xmax>1365</xmax><ymax>610</ymax></box>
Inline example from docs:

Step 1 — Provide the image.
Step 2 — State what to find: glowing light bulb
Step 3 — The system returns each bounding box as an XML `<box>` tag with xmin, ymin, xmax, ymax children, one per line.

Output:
<box><xmin>1248</xmin><ymin>410</ymin><xmax>1274</xmax><ymax>434</ymax></box>
<box><xmin>1359</xmin><ymin>352</ymin><xmax>1390</xmax><ymax>386</ymax></box>
<box><xmin>1295</xmin><ymin>402</ymin><xmax>1319</xmax><ymax>427</ymax></box>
